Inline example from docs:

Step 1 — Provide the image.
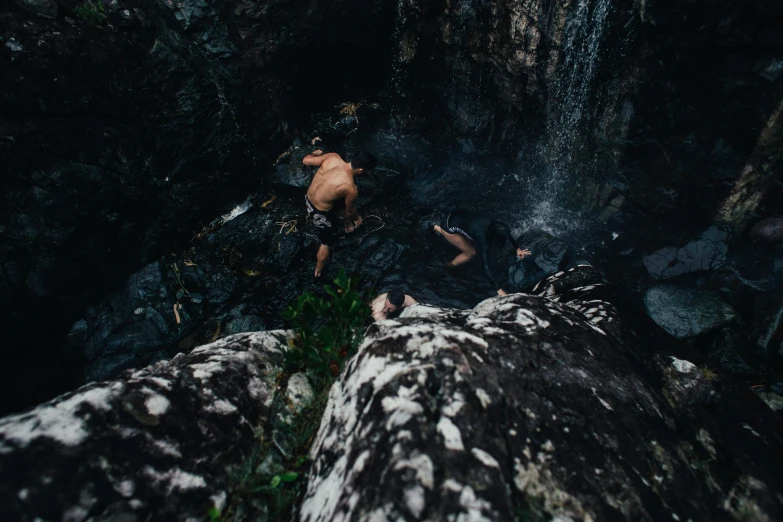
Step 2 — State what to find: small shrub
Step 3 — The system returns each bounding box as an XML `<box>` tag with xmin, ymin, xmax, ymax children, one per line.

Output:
<box><xmin>282</xmin><ymin>268</ymin><xmax>370</xmax><ymax>377</ymax></box>
<box><xmin>217</xmin><ymin>270</ymin><xmax>370</xmax><ymax>521</ymax></box>
<box><xmin>74</xmin><ymin>0</ymin><xmax>106</xmax><ymax>25</ymax></box>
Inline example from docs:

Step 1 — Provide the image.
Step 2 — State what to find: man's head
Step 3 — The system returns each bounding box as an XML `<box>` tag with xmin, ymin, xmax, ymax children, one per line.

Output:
<box><xmin>384</xmin><ymin>288</ymin><xmax>405</xmax><ymax>313</ymax></box>
<box><xmin>350</xmin><ymin>150</ymin><xmax>377</xmax><ymax>174</ymax></box>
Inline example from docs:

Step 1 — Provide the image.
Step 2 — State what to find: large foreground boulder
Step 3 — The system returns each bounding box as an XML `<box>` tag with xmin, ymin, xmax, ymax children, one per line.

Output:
<box><xmin>300</xmin><ymin>268</ymin><xmax>783</xmax><ymax>521</ymax></box>
<box><xmin>0</xmin><ymin>331</ymin><xmax>290</xmax><ymax>522</ymax></box>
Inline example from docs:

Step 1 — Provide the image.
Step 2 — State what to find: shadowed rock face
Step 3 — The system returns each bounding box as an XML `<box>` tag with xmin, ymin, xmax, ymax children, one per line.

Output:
<box><xmin>0</xmin><ymin>331</ymin><xmax>290</xmax><ymax>522</ymax></box>
<box><xmin>301</xmin><ymin>267</ymin><xmax>783</xmax><ymax>522</ymax></box>
<box><xmin>0</xmin><ymin>0</ymin><xmax>400</xmax><ymax>399</ymax></box>
<box><xmin>1</xmin><ymin>268</ymin><xmax>781</xmax><ymax>521</ymax></box>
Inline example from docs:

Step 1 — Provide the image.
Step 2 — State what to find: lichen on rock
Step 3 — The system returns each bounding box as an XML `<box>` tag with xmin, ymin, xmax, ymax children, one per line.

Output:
<box><xmin>0</xmin><ymin>331</ymin><xmax>291</xmax><ymax>522</ymax></box>
<box><xmin>300</xmin><ymin>266</ymin><xmax>783</xmax><ymax>522</ymax></box>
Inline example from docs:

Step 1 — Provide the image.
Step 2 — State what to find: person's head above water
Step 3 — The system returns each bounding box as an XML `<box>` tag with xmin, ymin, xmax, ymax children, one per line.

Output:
<box><xmin>385</xmin><ymin>288</ymin><xmax>405</xmax><ymax>312</ymax></box>
<box><xmin>487</xmin><ymin>220</ymin><xmax>515</xmax><ymax>248</ymax></box>
<box><xmin>350</xmin><ymin>150</ymin><xmax>377</xmax><ymax>174</ymax></box>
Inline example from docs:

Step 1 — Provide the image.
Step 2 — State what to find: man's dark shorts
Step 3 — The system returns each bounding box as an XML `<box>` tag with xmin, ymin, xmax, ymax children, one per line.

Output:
<box><xmin>306</xmin><ymin>195</ymin><xmax>339</xmax><ymax>246</ymax></box>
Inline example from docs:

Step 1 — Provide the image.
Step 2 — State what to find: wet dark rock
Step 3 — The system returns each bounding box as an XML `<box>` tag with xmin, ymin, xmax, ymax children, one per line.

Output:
<box><xmin>0</xmin><ymin>331</ymin><xmax>290</xmax><ymax>522</ymax></box>
<box><xmin>756</xmin><ymin>391</ymin><xmax>783</xmax><ymax>412</ymax></box>
<box><xmin>66</xmin><ymin>261</ymin><xmax>186</xmax><ymax>381</ymax></box>
<box><xmin>644</xmin><ymin>285</ymin><xmax>737</xmax><ymax>339</ymax></box>
<box><xmin>709</xmin><ymin>138</ymin><xmax>744</xmax><ymax>180</ymax></box>
<box><xmin>507</xmin><ymin>259</ymin><xmax>547</xmax><ymax>291</ymax></box>
<box><xmin>67</xmin><ymin>194</ymin><xmax>423</xmax><ymax>380</ymax></box>
<box><xmin>507</xmin><ymin>233</ymin><xmax>570</xmax><ymax>291</ymax></box>
<box><xmin>225</xmin><ymin>315</ymin><xmax>266</xmax><ymax>336</ymax></box>
<box><xmin>530</xmin><ymin>235</ymin><xmax>570</xmax><ymax>274</ymax></box>
<box><xmin>749</xmin><ymin>288</ymin><xmax>783</xmax><ymax>362</ymax></box>
<box><xmin>15</xmin><ymin>0</ymin><xmax>57</xmax><ymax>17</ymax></box>
<box><xmin>609</xmin><ymin>230</ymin><xmax>638</xmax><ymax>257</ymax></box>
<box><xmin>301</xmin><ymin>268</ymin><xmax>783</xmax><ymax>522</ymax></box>
<box><xmin>0</xmin><ymin>0</ymin><xmax>404</xmax><ymax>406</ymax></box>
<box><xmin>643</xmin><ymin>225</ymin><xmax>730</xmax><ymax>280</ymax></box>
<box><xmin>271</xmin><ymin>148</ymin><xmax>320</xmax><ymax>191</ymax></box>
<box><xmin>709</xmin><ymin>262</ymin><xmax>777</xmax><ymax>299</ymax></box>
<box><xmin>704</xmin><ymin>327</ymin><xmax>762</xmax><ymax>380</ymax></box>
<box><xmin>750</xmin><ymin>216</ymin><xmax>783</xmax><ymax>243</ymax></box>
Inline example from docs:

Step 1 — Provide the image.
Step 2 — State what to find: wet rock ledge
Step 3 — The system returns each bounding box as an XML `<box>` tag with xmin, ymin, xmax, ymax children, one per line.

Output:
<box><xmin>1</xmin><ymin>267</ymin><xmax>782</xmax><ymax>521</ymax></box>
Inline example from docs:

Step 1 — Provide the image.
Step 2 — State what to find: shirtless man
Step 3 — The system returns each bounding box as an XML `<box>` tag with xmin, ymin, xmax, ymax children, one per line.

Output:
<box><xmin>303</xmin><ymin>149</ymin><xmax>377</xmax><ymax>277</ymax></box>
<box><xmin>371</xmin><ymin>288</ymin><xmax>418</xmax><ymax>321</ymax></box>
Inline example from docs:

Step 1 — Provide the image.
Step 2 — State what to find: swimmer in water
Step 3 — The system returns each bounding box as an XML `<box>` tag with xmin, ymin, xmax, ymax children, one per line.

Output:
<box><xmin>434</xmin><ymin>209</ymin><xmax>531</xmax><ymax>296</ymax></box>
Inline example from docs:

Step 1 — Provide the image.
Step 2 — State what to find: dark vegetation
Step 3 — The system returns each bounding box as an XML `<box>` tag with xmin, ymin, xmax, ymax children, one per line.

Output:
<box><xmin>215</xmin><ymin>269</ymin><xmax>370</xmax><ymax>521</ymax></box>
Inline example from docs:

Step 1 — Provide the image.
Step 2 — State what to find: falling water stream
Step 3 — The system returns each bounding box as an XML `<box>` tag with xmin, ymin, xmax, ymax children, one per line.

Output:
<box><xmin>517</xmin><ymin>0</ymin><xmax>613</xmax><ymax>235</ymax></box>
<box><xmin>547</xmin><ymin>0</ymin><xmax>612</xmax><ymax>178</ymax></box>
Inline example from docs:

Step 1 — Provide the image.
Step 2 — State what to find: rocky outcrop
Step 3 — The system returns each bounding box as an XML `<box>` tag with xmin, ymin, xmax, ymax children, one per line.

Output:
<box><xmin>507</xmin><ymin>232</ymin><xmax>571</xmax><ymax>291</ymax></box>
<box><xmin>750</xmin><ymin>216</ymin><xmax>783</xmax><ymax>244</ymax></box>
<box><xmin>717</xmin><ymin>99</ymin><xmax>783</xmax><ymax>234</ymax></box>
<box><xmin>643</xmin><ymin>226</ymin><xmax>730</xmax><ymax>280</ymax></box>
<box><xmin>2</xmin><ymin>267</ymin><xmax>782</xmax><ymax>521</ymax></box>
<box><xmin>0</xmin><ymin>0</ymin><xmax>401</xmax><ymax>401</ymax></box>
<box><xmin>301</xmin><ymin>266</ymin><xmax>783</xmax><ymax>521</ymax></box>
<box><xmin>63</xmin><ymin>173</ymin><xmax>418</xmax><ymax>381</ymax></box>
<box><xmin>644</xmin><ymin>285</ymin><xmax>737</xmax><ymax>339</ymax></box>
<box><xmin>0</xmin><ymin>331</ymin><xmax>290</xmax><ymax>522</ymax></box>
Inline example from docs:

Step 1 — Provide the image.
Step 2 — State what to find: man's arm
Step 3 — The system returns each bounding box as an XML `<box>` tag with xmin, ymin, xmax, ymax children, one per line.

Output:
<box><xmin>302</xmin><ymin>150</ymin><xmax>335</xmax><ymax>167</ymax></box>
<box><xmin>403</xmin><ymin>295</ymin><xmax>418</xmax><ymax>307</ymax></box>
<box><xmin>370</xmin><ymin>294</ymin><xmax>386</xmax><ymax>321</ymax></box>
<box><xmin>343</xmin><ymin>184</ymin><xmax>361</xmax><ymax>228</ymax></box>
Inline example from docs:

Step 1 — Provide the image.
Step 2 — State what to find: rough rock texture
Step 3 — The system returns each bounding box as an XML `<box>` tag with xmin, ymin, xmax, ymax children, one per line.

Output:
<box><xmin>507</xmin><ymin>232</ymin><xmax>571</xmax><ymax>291</ymax></box>
<box><xmin>300</xmin><ymin>267</ymin><xmax>783</xmax><ymax>521</ymax></box>
<box><xmin>644</xmin><ymin>285</ymin><xmax>737</xmax><ymax>339</ymax></box>
<box><xmin>643</xmin><ymin>226</ymin><xmax>730</xmax><ymax>280</ymax></box>
<box><xmin>749</xmin><ymin>288</ymin><xmax>783</xmax><ymax>362</ymax></box>
<box><xmin>0</xmin><ymin>0</ymin><xmax>400</xmax><ymax>394</ymax></box>
<box><xmin>0</xmin><ymin>331</ymin><xmax>290</xmax><ymax>522</ymax></box>
<box><xmin>65</xmin><ymin>141</ymin><xmax>553</xmax><ymax>384</ymax></box>
<box><xmin>717</xmin><ymin>100</ymin><xmax>783</xmax><ymax>234</ymax></box>
<box><xmin>750</xmin><ymin>216</ymin><xmax>783</xmax><ymax>244</ymax></box>
<box><xmin>705</xmin><ymin>328</ymin><xmax>762</xmax><ymax>380</ymax></box>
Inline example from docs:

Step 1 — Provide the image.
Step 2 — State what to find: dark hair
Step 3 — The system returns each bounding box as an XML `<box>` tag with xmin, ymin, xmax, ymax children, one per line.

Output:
<box><xmin>387</xmin><ymin>289</ymin><xmax>405</xmax><ymax>307</ymax></box>
<box><xmin>351</xmin><ymin>150</ymin><xmax>377</xmax><ymax>172</ymax></box>
<box><xmin>487</xmin><ymin>221</ymin><xmax>513</xmax><ymax>249</ymax></box>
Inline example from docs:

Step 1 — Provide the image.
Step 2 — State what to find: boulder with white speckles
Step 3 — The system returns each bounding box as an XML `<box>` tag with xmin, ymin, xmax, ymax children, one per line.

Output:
<box><xmin>300</xmin><ymin>266</ymin><xmax>783</xmax><ymax>522</ymax></box>
<box><xmin>0</xmin><ymin>331</ymin><xmax>291</xmax><ymax>522</ymax></box>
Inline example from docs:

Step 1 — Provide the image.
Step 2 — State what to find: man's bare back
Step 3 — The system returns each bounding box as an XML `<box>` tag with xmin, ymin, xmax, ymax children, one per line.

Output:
<box><xmin>304</xmin><ymin>151</ymin><xmax>361</xmax><ymax>232</ymax></box>
<box><xmin>303</xmin><ymin>149</ymin><xmax>376</xmax><ymax>277</ymax></box>
<box><xmin>306</xmin><ymin>153</ymin><xmax>356</xmax><ymax>211</ymax></box>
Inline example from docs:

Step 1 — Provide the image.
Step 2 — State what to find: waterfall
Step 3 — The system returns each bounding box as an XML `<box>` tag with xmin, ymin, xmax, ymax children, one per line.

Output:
<box><xmin>515</xmin><ymin>0</ymin><xmax>613</xmax><ymax>235</ymax></box>
<box><xmin>389</xmin><ymin>0</ymin><xmax>421</xmax><ymax>102</ymax></box>
<box><xmin>546</xmin><ymin>0</ymin><xmax>612</xmax><ymax>191</ymax></box>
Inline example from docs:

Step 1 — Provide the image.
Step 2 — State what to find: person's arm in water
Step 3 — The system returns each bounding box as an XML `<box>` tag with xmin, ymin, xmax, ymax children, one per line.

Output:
<box><xmin>302</xmin><ymin>150</ymin><xmax>335</xmax><ymax>167</ymax></box>
<box><xmin>343</xmin><ymin>183</ymin><xmax>362</xmax><ymax>232</ymax></box>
